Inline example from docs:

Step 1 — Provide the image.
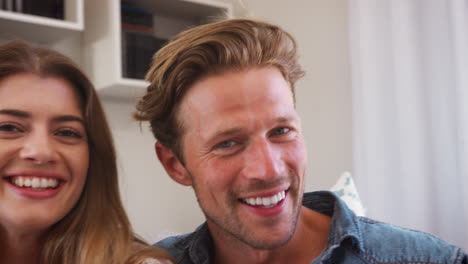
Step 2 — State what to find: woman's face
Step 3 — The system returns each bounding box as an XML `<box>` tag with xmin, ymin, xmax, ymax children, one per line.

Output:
<box><xmin>0</xmin><ymin>73</ymin><xmax>89</xmax><ymax>235</ymax></box>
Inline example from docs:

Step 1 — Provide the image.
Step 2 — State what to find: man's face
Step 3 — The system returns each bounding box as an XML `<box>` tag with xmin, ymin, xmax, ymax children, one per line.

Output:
<box><xmin>175</xmin><ymin>67</ymin><xmax>307</xmax><ymax>249</ymax></box>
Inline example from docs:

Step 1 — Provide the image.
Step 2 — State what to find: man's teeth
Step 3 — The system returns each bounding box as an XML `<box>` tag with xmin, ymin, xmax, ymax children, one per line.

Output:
<box><xmin>12</xmin><ymin>176</ymin><xmax>59</xmax><ymax>189</ymax></box>
<box><xmin>243</xmin><ymin>191</ymin><xmax>286</xmax><ymax>207</ymax></box>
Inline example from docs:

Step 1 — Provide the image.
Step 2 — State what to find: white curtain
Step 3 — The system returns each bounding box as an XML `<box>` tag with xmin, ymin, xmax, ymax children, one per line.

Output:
<box><xmin>348</xmin><ymin>0</ymin><xmax>468</xmax><ymax>249</ymax></box>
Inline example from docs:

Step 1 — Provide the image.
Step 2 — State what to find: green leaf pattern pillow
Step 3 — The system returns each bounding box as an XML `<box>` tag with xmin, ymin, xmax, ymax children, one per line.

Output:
<box><xmin>330</xmin><ymin>172</ymin><xmax>366</xmax><ymax>216</ymax></box>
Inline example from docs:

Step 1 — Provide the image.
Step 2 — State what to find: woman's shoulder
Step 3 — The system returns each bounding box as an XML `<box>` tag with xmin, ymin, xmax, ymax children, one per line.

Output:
<box><xmin>131</xmin><ymin>240</ymin><xmax>175</xmax><ymax>264</ymax></box>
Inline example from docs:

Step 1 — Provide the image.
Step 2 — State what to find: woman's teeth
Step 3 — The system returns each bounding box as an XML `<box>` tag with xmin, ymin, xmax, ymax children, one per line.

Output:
<box><xmin>242</xmin><ymin>190</ymin><xmax>286</xmax><ymax>207</ymax></box>
<box><xmin>10</xmin><ymin>176</ymin><xmax>59</xmax><ymax>189</ymax></box>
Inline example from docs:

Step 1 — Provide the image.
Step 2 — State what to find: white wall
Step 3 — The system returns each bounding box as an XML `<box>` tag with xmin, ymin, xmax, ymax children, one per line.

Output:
<box><xmin>102</xmin><ymin>0</ymin><xmax>352</xmax><ymax>242</ymax></box>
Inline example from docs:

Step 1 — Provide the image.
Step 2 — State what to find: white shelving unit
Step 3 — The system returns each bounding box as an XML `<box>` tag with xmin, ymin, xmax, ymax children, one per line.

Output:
<box><xmin>0</xmin><ymin>0</ymin><xmax>83</xmax><ymax>44</ymax></box>
<box><xmin>83</xmin><ymin>0</ymin><xmax>232</xmax><ymax>99</ymax></box>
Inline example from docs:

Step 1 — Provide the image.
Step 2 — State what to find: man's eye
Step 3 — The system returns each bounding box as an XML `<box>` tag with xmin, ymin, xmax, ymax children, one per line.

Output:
<box><xmin>56</xmin><ymin>129</ymin><xmax>83</xmax><ymax>139</ymax></box>
<box><xmin>272</xmin><ymin>127</ymin><xmax>290</xmax><ymax>136</ymax></box>
<box><xmin>216</xmin><ymin>140</ymin><xmax>236</xmax><ymax>149</ymax></box>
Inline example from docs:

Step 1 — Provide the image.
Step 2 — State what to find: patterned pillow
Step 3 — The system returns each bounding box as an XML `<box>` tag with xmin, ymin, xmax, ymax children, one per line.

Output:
<box><xmin>330</xmin><ymin>172</ymin><xmax>366</xmax><ymax>216</ymax></box>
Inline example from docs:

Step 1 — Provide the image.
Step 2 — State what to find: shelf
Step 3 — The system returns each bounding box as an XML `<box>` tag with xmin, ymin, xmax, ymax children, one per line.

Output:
<box><xmin>0</xmin><ymin>0</ymin><xmax>83</xmax><ymax>44</ymax></box>
<box><xmin>98</xmin><ymin>78</ymin><xmax>149</xmax><ymax>100</ymax></box>
<box><xmin>83</xmin><ymin>0</ymin><xmax>232</xmax><ymax>99</ymax></box>
<box><xmin>132</xmin><ymin>0</ymin><xmax>231</xmax><ymax>23</ymax></box>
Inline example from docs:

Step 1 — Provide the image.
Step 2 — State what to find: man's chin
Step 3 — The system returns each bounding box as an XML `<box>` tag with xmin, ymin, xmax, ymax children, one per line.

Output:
<box><xmin>241</xmin><ymin>232</ymin><xmax>294</xmax><ymax>250</ymax></box>
<box><xmin>233</xmin><ymin>220</ymin><xmax>298</xmax><ymax>250</ymax></box>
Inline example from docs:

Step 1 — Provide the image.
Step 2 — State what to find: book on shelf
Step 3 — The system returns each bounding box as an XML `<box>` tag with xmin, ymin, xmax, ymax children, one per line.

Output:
<box><xmin>15</xmin><ymin>0</ymin><xmax>22</xmax><ymax>12</ymax></box>
<box><xmin>1</xmin><ymin>0</ymin><xmax>14</xmax><ymax>11</ymax></box>
<box><xmin>121</xmin><ymin>2</ymin><xmax>153</xmax><ymax>29</ymax></box>
<box><xmin>24</xmin><ymin>0</ymin><xmax>64</xmax><ymax>19</ymax></box>
<box><xmin>1</xmin><ymin>0</ymin><xmax>64</xmax><ymax>19</ymax></box>
<box><xmin>120</xmin><ymin>2</ymin><xmax>167</xmax><ymax>80</ymax></box>
<box><xmin>121</xmin><ymin>23</ymin><xmax>153</xmax><ymax>34</ymax></box>
<box><xmin>122</xmin><ymin>30</ymin><xmax>167</xmax><ymax>80</ymax></box>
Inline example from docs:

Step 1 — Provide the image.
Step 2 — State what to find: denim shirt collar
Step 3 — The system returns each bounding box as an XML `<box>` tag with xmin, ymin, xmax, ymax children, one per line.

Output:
<box><xmin>188</xmin><ymin>224</ymin><xmax>212</xmax><ymax>264</ymax></box>
<box><xmin>184</xmin><ymin>191</ymin><xmax>363</xmax><ymax>263</ymax></box>
<box><xmin>302</xmin><ymin>191</ymin><xmax>364</xmax><ymax>262</ymax></box>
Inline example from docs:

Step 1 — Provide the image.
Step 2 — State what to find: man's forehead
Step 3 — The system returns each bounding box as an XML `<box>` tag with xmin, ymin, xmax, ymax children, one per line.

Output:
<box><xmin>181</xmin><ymin>99</ymin><xmax>300</xmax><ymax>140</ymax></box>
<box><xmin>176</xmin><ymin>66</ymin><xmax>296</xmax><ymax>136</ymax></box>
<box><xmin>182</xmin><ymin>67</ymin><xmax>293</xmax><ymax>107</ymax></box>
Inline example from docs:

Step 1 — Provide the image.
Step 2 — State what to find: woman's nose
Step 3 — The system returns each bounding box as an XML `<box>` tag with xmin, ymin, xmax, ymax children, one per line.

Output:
<box><xmin>19</xmin><ymin>132</ymin><xmax>58</xmax><ymax>165</ymax></box>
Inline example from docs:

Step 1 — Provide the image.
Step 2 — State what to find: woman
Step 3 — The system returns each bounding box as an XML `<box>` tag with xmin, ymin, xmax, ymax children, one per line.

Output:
<box><xmin>0</xmin><ymin>41</ymin><xmax>173</xmax><ymax>264</ymax></box>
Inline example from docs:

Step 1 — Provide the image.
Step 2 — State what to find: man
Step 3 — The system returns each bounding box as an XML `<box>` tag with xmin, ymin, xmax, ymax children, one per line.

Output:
<box><xmin>134</xmin><ymin>19</ymin><xmax>467</xmax><ymax>264</ymax></box>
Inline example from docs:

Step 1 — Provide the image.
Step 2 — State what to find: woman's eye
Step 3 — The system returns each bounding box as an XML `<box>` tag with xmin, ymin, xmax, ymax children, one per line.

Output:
<box><xmin>56</xmin><ymin>129</ymin><xmax>83</xmax><ymax>139</ymax></box>
<box><xmin>0</xmin><ymin>123</ymin><xmax>22</xmax><ymax>133</ymax></box>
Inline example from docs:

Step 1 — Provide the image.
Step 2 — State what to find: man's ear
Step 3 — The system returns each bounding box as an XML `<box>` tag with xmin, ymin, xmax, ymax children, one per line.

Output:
<box><xmin>155</xmin><ymin>141</ymin><xmax>193</xmax><ymax>186</ymax></box>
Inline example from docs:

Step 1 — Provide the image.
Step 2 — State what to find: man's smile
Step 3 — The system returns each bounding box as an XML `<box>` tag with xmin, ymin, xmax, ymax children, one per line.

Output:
<box><xmin>241</xmin><ymin>190</ymin><xmax>287</xmax><ymax>208</ymax></box>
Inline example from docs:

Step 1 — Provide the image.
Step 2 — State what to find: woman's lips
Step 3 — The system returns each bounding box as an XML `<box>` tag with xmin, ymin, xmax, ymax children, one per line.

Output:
<box><xmin>3</xmin><ymin>172</ymin><xmax>66</xmax><ymax>199</ymax></box>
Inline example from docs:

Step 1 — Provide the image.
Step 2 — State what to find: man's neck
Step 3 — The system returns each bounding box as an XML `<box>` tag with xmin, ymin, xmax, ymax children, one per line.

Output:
<box><xmin>211</xmin><ymin>206</ymin><xmax>332</xmax><ymax>264</ymax></box>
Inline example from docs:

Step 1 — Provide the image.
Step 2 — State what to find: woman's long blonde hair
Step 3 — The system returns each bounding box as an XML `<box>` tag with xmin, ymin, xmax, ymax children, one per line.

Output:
<box><xmin>0</xmin><ymin>41</ymin><xmax>173</xmax><ymax>264</ymax></box>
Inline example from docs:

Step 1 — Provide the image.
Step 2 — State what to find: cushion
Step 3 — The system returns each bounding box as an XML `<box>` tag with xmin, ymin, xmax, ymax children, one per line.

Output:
<box><xmin>330</xmin><ymin>171</ymin><xmax>366</xmax><ymax>216</ymax></box>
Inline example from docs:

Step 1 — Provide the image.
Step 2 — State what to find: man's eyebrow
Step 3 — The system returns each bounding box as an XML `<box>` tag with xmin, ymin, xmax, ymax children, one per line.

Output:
<box><xmin>0</xmin><ymin>109</ymin><xmax>31</xmax><ymax>118</ymax></box>
<box><xmin>275</xmin><ymin>115</ymin><xmax>297</xmax><ymax>123</ymax></box>
<box><xmin>209</xmin><ymin>127</ymin><xmax>245</xmax><ymax>141</ymax></box>
<box><xmin>208</xmin><ymin>115</ymin><xmax>298</xmax><ymax>141</ymax></box>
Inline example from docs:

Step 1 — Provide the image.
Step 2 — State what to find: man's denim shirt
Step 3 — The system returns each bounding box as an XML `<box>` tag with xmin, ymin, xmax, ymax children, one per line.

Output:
<box><xmin>155</xmin><ymin>191</ymin><xmax>467</xmax><ymax>264</ymax></box>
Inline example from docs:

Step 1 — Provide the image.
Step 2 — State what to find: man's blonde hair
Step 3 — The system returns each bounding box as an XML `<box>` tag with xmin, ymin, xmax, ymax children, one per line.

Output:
<box><xmin>135</xmin><ymin>19</ymin><xmax>305</xmax><ymax>160</ymax></box>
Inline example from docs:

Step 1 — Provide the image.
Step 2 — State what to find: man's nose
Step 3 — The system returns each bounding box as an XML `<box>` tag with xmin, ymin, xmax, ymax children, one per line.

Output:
<box><xmin>19</xmin><ymin>132</ymin><xmax>58</xmax><ymax>165</ymax></box>
<box><xmin>240</xmin><ymin>138</ymin><xmax>284</xmax><ymax>180</ymax></box>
